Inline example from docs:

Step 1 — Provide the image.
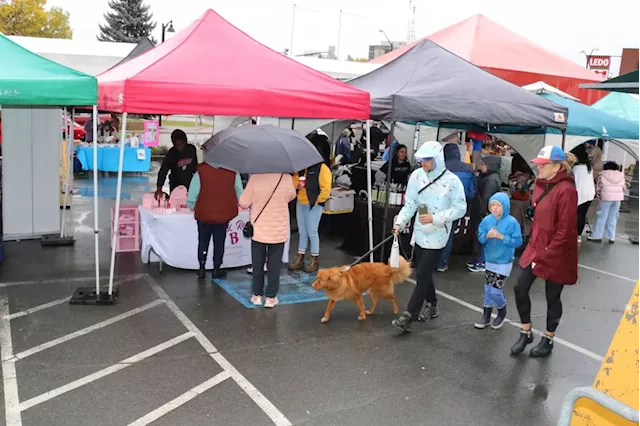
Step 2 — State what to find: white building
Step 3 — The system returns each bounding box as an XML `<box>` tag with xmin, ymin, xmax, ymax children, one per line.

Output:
<box><xmin>7</xmin><ymin>36</ymin><xmax>378</xmax><ymax>80</ymax></box>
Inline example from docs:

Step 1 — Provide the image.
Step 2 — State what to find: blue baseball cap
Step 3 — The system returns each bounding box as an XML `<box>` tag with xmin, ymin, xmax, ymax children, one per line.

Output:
<box><xmin>531</xmin><ymin>145</ymin><xmax>566</xmax><ymax>165</ymax></box>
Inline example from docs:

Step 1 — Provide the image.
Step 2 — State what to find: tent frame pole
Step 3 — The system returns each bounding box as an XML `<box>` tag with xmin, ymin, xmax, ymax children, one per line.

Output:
<box><xmin>435</xmin><ymin>122</ymin><xmax>441</xmax><ymax>141</ymax></box>
<box><xmin>380</xmin><ymin>121</ymin><xmax>396</xmax><ymax>260</ymax></box>
<box><xmin>108</xmin><ymin>112</ymin><xmax>128</xmax><ymax>295</ymax></box>
<box><xmin>365</xmin><ymin>120</ymin><xmax>374</xmax><ymax>262</ymax></box>
<box><xmin>60</xmin><ymin>107</ymin><xmax>70</xmax><ymax>237</ymax></box>
<box><xmin>561</xmin><ymin>129</ymin><xmax>566</xmax><ymax>150</ymax></box>
<box><xmin>92</xmin><ymin>106</ymin><xmax>100</xmax><ymax>295</ymax></box>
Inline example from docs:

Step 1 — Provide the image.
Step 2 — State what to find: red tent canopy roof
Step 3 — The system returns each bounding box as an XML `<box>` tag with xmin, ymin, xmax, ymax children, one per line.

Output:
<box><xmin>371</xmin><ymin>14</ymin><xmax>603</xmax><ymax>82</ymax></box>
<box><xmin>98</xmin><ymin>9</ymin><xmax>370</xmax><ymax>119</ymax></box>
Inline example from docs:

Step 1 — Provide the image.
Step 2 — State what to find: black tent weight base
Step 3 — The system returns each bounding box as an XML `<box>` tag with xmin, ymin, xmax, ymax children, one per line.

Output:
<box><xmin>70</xmin><ymin>287</ymin><xmax>119</xmax><ymax>305</ymax></box>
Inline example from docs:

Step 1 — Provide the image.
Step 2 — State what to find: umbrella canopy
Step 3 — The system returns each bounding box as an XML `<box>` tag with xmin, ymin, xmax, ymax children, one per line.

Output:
<box><xmin>371</xmin><ymin>14</ymin><xmax>605</xmax><ymax>104</ymax></box>
<box><xmin>580</xmin><ymin>70</ymin><xmax>639</xmax><ymax>94</ymax></box>
<box><xmin>0</xmin><ymin>34</ymin><xmax>97</xmax><ymax>105</ymax></box>
<box><xmin>592</xmin><ymin>92</ymin><xmax>639</xmax><ymax>121</ymax></box>
<box><xmin>97</xmin><ymin>9</ymin><xmax>370</xmax><ymax>119</ymax></box>
<box><xmin>349</xmin><ymin>39</ymin><xmax>568</xmax><ymax>129</ymax></box>
<box><xmin>202</xmin><ymin>125</ymin><xmax>325</xmax><ymax>174</ymax></box>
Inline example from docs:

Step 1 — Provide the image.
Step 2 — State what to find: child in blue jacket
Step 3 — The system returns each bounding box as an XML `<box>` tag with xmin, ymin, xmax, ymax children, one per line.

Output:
<box><xmin>474</xmin><ymin>192</ymin><xmax>523</xmax><ymax>329</ymax></box>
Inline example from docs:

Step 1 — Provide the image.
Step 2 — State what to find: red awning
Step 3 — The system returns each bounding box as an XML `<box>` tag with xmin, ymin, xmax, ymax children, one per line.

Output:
<box><xmin>371</xmin><ymin>14</ymin><xmax>607</xmax><ymax>105</ymax></box>
<box><xmin>98</xmin><ymin>9</ymin><xmax>370</xmax><ymax>119</ymax></box>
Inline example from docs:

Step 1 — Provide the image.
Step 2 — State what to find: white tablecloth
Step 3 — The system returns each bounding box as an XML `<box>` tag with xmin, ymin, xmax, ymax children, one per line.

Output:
<box><xmin>139</xmin><ymin>207</ymin><xmax>290</xmax><ymax>270</ymax></box>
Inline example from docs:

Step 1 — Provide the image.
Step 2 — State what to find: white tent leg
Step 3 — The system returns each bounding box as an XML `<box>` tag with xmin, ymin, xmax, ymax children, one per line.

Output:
<box><xmin>60</xmin><ymin>107</ymin><xmax>71</xmax><ymax>237</ymax></box>
<box><xmin>108</xmin><ymin>112</ymin><xmax>128</xmax><ymax>295</ymax></box>
<box><xmin>365</xmin><ymin>119</ymin><xmax>374</xmax><ymax>262</ymax></box>
<box><xmin>193</xmin><ymin>115</ymin><xmax>199</xmax><ymax>145</ymax></box>
<box><xmin>92</xmin><ymin>106</ymin><xmax>100</xmax><ymax>295</ymax></box>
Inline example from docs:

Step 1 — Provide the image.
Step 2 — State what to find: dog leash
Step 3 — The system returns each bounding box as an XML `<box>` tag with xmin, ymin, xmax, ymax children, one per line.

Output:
<box><xmin>342</xmin><ymin>234</ymin><xmax>395</xmax><ymax>272</ymax></box>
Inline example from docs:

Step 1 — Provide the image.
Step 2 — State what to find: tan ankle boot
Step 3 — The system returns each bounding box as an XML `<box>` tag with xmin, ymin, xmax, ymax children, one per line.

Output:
<box><xmin>288</xmin><ymin>253</ymin><xmax>305</xmax><ymax>271</ymax></box>
<box><xmin>305</xmin><ymin>255</ymin><xmax>319</xmax><ymax>272</ymax></box>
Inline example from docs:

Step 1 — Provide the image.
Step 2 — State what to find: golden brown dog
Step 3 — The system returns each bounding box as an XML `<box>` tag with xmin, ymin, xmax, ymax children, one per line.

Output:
<box><xmin>311</xmin><ymin>257</ymin><xmax>412</xmax><ymax>323</ymax></box>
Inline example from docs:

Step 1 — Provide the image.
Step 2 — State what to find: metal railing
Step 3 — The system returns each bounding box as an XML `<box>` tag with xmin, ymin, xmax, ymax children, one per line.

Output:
<box><xmin>557</xmin><ymin>386</ymin><xmax>639</xmax><ymax>425</ymax></box>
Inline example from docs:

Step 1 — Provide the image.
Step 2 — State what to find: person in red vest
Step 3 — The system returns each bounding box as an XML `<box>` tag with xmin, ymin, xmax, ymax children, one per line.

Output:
<box><xmin>187</xmin><ymin>162</ymin><xmax>244</xmax><ymax>280</ymax></box>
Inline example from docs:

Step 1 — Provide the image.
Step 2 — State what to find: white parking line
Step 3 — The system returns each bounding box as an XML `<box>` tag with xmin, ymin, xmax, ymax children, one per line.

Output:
<box><xmin>144</xmin><ymin>275</ymin><xmax>292</xmax><ymax>426</ymax></box>
<box><xmin>578</xmin><ymin>264</ymin><xmax>637</xmax><ymax>283</ymax></box>
<box><xmin>11</xmin><ymin>299</ymin><xmax>165</xmax><ymax>361</ymax></box>
<box><xmin>406</xmin><ymin>278</ymin><xmax>605</xmax><ymax>362</ymax></box>
<box><xmin>127</xmin><ymin>371</ymin><xmax>231</xmax><ymax>426</ymax></box>
<box><xmin>0</xmin><ymin>273</ymin><xmax>147</xmax><ymax>288</ymax></box>
<box><xmin>19</xmin><ymin>332</ymin><xmax>194</xmax><ymax>411</ymax></box>
<box><xmin>3</xmin><ymin>296</ymin><xmax>71</xmax><ymax>321</ymax></box>
<box><xmin>0</xmin><ymin>293</ymin><xmax>22</xmax><ymax>426</ymax></box>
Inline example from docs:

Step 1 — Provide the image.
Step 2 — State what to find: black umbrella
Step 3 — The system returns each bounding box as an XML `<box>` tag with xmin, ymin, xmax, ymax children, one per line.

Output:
<box><xmin>202</xmin><ymin>124</ymin><xmax>325</xmax><ymax>173</ymax></box>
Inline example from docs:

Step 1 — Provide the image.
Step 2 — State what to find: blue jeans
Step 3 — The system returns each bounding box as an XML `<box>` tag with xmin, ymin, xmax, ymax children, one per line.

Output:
<box><xmin>590</xmin><ymin>200</ymin><xmax>621</xmax><ymax>240</ymax></box>
<box><xmin>483</xmin><ymin>284</ymin><xmax>506</xmax><ymax>309</ymax></box>
<box><xmin>438</xmin><ymin>219</ymin><xmax>459</xmax><ymax>269</ymax></box>
<box><xmin>297</xmin><ymin>202</ymin><xmax>323</xmax><ymax>255</ymax></box>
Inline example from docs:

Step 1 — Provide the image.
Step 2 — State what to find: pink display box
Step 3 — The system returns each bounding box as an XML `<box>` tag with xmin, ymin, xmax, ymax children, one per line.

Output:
<box><xmin>111</xmin><ymin>205</ymin><xmax>140</xmax><ymax>252</ymax></box>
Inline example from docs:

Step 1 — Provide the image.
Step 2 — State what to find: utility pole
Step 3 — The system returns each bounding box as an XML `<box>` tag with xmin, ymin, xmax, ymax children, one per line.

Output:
<box><xmin>289</xmin><ymin>4</ymin><xmax>296</xmax><ymax>56</ymax></box>
<box><xmin>407</xmin><ymin>1</ymin><xmax>416</xmax><ymax>43</ymax></box>
<box><xmin>337</xmin><ymin>9</ymin><xmax>342</xmax><ymax>60</ymax></box>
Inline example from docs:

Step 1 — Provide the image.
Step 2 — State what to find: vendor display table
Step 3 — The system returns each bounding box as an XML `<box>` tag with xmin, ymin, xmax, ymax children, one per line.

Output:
<box><xmin>76</xmin><ymin>145</ymin><xmax>152</xmax><ymax>172</ymax></box>
<box><xmin>139</xmin><ymin>206</ymin><xmax>290</xmax><ymax>270</ymax></box>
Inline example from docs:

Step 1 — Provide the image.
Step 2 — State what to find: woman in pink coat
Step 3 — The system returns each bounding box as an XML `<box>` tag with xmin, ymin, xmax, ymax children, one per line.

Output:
<box><xmin>588</xmin><ymin>162</ymin><xmax>627</xmax><ymax>244</ymax></box>
<box><xmin>239</xmin><ymin>173</ymin><xmax>296</xmax><ymax>308</ymax></box>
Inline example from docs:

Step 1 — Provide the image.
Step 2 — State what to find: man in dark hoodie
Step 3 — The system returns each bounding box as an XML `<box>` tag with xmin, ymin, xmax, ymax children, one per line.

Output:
<box><xmin>468</xmin><ymin>155</ymin><xmax>503</xmax><ymax>272</ymax></box>
<box><xmin>438</xmin><ymin>143</ymin><xmax>477</xmax><ymax>272</ymax></box>
<box><xmin>155</xmin><ymin>129</ymin><xmax>198</xmax><ymax>200</ymax></box>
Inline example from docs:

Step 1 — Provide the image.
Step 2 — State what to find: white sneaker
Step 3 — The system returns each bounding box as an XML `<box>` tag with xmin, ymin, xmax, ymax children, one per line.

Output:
<box><xmin>264</xmin><ymin>297</ymin><xmax>279</xmax><ymax>308</ymax></box>
<box><xmin>251</xmin><ymin>295</ymin><xmax>263</xmax><ymax>306</ymax></box>
<box><xmin>577</xmin><ymin>236</ymin><xmax>582</xmax><ymax>243</ymax></box>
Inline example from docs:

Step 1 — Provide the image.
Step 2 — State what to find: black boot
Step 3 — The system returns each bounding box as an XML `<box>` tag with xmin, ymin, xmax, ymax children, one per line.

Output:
<box><xmin>196</xmin><ymin>262</ymin><xmax>206</xmax><ymax>279</ymax></box>
<box><xmin>510</xmin><ymin>329</ymin><xmax>534</xmax><ymax>355</ymax></box>
<box><xmin>392</xmin><ymin>311</ymin><xmax>413</xmax><ymax>332</ymax></box>
<box><xmin>491</xmin><ymin>306</ymin><xmax>507</xmax><ymax>330</ymax></box>
<box><xmin>530</xmin><ymin>335</ymin><xmax>554</xmax><ymax>357</ymax></box>
<box><xmin>474</xmin><ymin>307</ymin><xmax>493</xmax><ymax>329</ymax></box>
<box><xmin>212</xmin><ymin>268</ymin><xmax>227</xmax><ymax>279</ymax></box>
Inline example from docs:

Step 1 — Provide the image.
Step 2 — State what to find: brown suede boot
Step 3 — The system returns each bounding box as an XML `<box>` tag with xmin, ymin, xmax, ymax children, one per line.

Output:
<box><xmin>288</xmin><ymin>253</ymin><xmax>305</xmax><ymax>271</ymax></box>
<box><xmin>305</xmin><ymin>255</ymin><xmax>319</xmax><ymax>272</ymax></box>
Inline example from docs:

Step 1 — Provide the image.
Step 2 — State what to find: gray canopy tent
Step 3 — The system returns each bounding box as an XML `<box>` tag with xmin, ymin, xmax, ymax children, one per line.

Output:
<box><xmin>347</xmin><ymin>39</ymin><xmax>569</xmax><ymax>256</ymax></box>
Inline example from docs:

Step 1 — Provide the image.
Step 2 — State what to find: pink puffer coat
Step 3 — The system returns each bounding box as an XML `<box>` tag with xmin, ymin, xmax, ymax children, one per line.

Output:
<box><xmin>239</xmin><ymin>173</ymin><xmax>296</xmax><ymax>244</ymax></box>
<box><xmin>597</xmin><ymin>170</ymin><xmax>626</xmax><ymax>202</ymax></box>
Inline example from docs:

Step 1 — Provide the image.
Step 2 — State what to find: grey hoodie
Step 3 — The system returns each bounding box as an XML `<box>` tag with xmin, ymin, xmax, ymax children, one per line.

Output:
<box><xmin>478</xmin><ymin>156</ymin><xmax>502</xmax><ymax>213</ymax></box>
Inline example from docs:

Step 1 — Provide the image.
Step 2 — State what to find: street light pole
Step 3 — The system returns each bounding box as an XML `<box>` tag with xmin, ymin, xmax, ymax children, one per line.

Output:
<box><xmin>379</xmin><ymin>29</ymin><xmax>393</xmax><ymax>53</ymax></box>
<box><xmin>337</xmin><ymin>9</ymin><xmax>342</xmax><ymax>60</ymax></box>
<box><xmin>580</xmin><ymin>47</ymin><xmax>599</xmax><ymax>68</ymax></box>
<box><xmin>161</xmin><ymin>20</ymin><xmax>175</xmax><ymax>43</ymax></box>
<box><xmin>290</xmin><ymin>4</ymin><xmax>296</xmax><ymax>56</ymax></box>
<box><xmin>159</xmin><ymin>20</ymin><xmax>175</xmax><ymax>126</ymax></box>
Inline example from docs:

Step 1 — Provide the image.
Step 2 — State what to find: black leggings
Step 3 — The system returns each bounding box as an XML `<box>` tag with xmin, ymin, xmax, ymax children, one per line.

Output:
<box><xmin>577</xmin><ymin>201</ymin><xmax>592</xmax><ymax>236</ymax></box>
<box><xmin>514</xmin><ymin>266</ymin><xmax>564</xmax><ymax>332</ymax></box>
<box><xmin>407</xmin><ymin>246</ymin><xmax>442</xmax><ymax>319</ymax></box>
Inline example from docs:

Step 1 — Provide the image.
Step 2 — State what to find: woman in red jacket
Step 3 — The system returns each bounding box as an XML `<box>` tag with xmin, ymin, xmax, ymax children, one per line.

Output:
<box><xmin>511</xmin><ymin>146</ymin><xmax>578</xmax><ymax>358</ymax></box>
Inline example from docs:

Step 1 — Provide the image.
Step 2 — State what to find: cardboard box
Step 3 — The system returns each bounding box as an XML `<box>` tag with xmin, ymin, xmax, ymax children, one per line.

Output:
<box><xmin>324</xmin><ymin>188</ymin><xmax>355</xmax><ymax>214</ymax></box>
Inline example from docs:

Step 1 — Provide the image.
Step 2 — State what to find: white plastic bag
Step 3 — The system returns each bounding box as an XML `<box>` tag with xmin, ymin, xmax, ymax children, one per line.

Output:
<box><xmin>389</xmin><ymin>235</ymin><xmax>400</xmax><ymax>268</ymax></box>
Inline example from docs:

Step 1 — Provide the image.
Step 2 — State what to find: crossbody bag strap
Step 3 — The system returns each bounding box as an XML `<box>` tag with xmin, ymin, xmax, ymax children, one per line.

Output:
<box><xmin>532</xmin><ymin>183</ymin><xmax>557</xmax><ymax>207</ymax></box>
<box><xmin>253</xmin><ymin>174</ymin><xmax>284</xmax><ymax>225</ymax></box>
<box><xmin>417</xmin><ymin>170</ymin><xmax>446</xmax><ymax>195</ymax></box>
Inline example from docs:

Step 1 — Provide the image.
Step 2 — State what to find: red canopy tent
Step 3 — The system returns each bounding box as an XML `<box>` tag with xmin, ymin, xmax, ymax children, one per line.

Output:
<box><xmin>98</xmin><ymin>9</ymin><xmax>370</xmax><ymax>119</ymax></box>
<box><xmin>371</xmin><ymin>14</ymin><xmax>607</xmax><ymax>105</ymax></box>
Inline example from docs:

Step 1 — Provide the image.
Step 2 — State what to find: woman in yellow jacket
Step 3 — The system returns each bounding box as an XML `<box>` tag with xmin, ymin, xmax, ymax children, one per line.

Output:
<box><xmin>289</xmin><ymin>161</ymin><xmax>332</xmax><ymax>272</ymax></box>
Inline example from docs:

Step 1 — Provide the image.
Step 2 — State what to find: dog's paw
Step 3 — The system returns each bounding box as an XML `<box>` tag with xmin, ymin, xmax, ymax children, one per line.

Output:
<box><xmin>365</xmin><ymin>310</ymin><xmax>372</xmax><ymax>315</ymax></box>
<box><xmin>320</xmin><ymin>317</ymin><xmax>329</xmax><ymax>323</ymax></box>
<box><xmin>358</xmin><ymin>314</ymin><xmax>366</xmax><ymax>321</ymax></box>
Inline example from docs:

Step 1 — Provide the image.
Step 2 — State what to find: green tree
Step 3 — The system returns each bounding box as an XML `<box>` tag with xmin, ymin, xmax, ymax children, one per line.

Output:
<box><xmin>0</xmin><ymin>0</ymin><xmax>72</xmax><ymax>39</ymax></box>
<box><xmin>97</xmin><ymin>0</ymin><xmax>156</xmax><ymax>43</ymax></box>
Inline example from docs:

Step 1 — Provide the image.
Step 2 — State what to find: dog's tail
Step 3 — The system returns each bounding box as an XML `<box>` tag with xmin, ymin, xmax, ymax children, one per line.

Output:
<box><xmin>389</xmin><ymin>256</ymin><xmax>412</xmax><ymax>284</ymax></box>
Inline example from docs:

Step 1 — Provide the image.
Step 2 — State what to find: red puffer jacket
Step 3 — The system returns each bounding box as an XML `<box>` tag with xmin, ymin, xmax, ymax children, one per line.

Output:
<box><xmin>519</xmin><ymin>170</ymin><xmax>578</xmax><ymax>285</ymax></box>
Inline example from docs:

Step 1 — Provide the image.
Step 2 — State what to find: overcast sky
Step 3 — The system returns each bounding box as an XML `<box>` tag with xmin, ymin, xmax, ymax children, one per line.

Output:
<box><xmin>49</xmin><ymin>0</ymin><xmax>638</xmax><ymax>67</ymax></box>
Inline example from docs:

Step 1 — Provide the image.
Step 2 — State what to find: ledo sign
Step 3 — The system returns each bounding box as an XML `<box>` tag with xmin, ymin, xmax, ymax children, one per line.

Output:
<box><xmin>588</xmin><ymin>56</ymin><xmax>611</xmax><ymax>70</ymax></box>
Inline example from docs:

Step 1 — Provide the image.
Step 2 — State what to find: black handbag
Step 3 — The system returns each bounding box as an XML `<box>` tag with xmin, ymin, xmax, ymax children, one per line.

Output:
<box><xmin>243</xmin><ymin>174</ymin><xmax>284</xmax><ymax>238</ymax></box>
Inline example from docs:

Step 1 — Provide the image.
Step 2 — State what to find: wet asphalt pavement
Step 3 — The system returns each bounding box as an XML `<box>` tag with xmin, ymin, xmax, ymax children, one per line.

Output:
<box><xmin>0</xmin><ymin>168</ymin><xmax>637</xmax><ymax>426</ymax></box>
